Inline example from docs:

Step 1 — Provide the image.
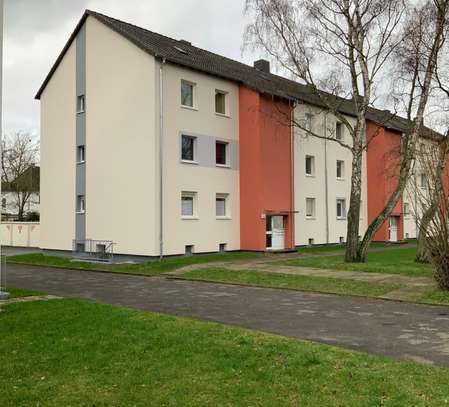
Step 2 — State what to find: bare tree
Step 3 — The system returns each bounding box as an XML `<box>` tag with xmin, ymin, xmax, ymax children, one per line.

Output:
<box><xmin>244</xmin><ymin>0</ymin><xmax>449</xmax><ymax>261</ymax></box>
<box><xmin>1</xmin><ymin>132</ymin><xmax>40</xmax><ymax>221</ymax></box>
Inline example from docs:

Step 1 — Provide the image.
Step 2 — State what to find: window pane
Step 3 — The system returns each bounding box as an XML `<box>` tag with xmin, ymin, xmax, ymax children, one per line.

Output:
<box><xmin>215</xmin><ymin>92</ymin><xmax>226</xmax><ymax>114</ymax></box>
<box><xmin>181</xmin><ymin>81</ymin><xmax>193</xmax><ymax>107</ymax></box>
<box><xmin>216</xmin><ymin>142</ymin><xmax>227</xmax><ymax>165</ymax></box>
<box><xmin>336</xmin><ymin>122</ymin><xmax>343</xmax><ymax>140</ymax></box>
<box><xmin>182</xmin><ymin>135</ymin><xmax>195</xmax><ymax>161</ymax></box>
<box><xmin>305</xmin><ymin>156</ymin><xmax>313</xmax><ymax>175</ymax></box>
<box><xmin>306</xmin><ymin>198</ymin><xmax>315</xmax><ymax>217</ymax></box>
<box><xmin>182</xmin><ymin>196</ymin><xmax>193</xmax><ymax>216</ymax></box>
<box><xmin>216</xmin><ymin>198</ymin><xmax>226</xmax><ymax>216</ymax></box>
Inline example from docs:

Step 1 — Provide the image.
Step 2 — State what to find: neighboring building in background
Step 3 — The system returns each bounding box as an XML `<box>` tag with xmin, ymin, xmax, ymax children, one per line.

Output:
<box><xmin>35</xmin><ymin>10</ymin><xmax>442</xmax><ymax>259</ymax></box>
<box><xmin>1</xmin><ymin>166</ymin><xmax>40</xmax><ymax>221</ymax></box>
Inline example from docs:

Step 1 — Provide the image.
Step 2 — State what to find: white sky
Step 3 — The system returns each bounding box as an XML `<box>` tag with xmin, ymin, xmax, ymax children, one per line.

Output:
<box><xmin>3</xmin><ymin>0</ymin><xmax>259</xmax><ymax>137</ymax></box>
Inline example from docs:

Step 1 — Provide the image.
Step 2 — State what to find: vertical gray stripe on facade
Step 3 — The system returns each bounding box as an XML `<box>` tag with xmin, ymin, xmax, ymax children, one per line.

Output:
<box><xmin>75</xmin><ymin>25</ymin><xmax>86</xmax><ymax>242</ymax></box>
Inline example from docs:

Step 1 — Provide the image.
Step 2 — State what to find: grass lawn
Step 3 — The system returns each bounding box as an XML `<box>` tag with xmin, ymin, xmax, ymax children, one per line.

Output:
<box><xmin>5</xmin><ymin>287</ymin><xmax>42</xmax><ymax>298</ymax></box>
<box><xmin>2</xmin><ymin>299</ymin><xmax>449</xmax><ymax>406</ymax></box>
<box><xmin>286</xmin><ymin>247</ymin><xmax>433</xmax><ymax>277</ymax></box>
<box><xmin>7</xmin><ymin>252</ymin><xmax>262</xmax><ymax>277</ymax></box>
<box><xmin>420</xmin><ymin>289</ymin><xmax>449</xmax><ymax>305</ymax></box>
<box><xmin>297</xmin><ymin>241</ymin><xmax>415</xmax><ymax>255</ymax></box>
<box><xmin>180</xmin><ymin>268</ymin><xmax>401</xmax><ymax>298</ymax></box>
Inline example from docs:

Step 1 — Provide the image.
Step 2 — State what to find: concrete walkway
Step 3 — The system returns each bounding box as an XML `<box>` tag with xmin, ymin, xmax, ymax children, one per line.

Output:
<box><xmin>6</xmin><ymin>263</ymin><xmax>449</xmax><ymax>367</ymax></box>
<box><xmin>169</xmin><ymin>258</ymin><xmax>435</xmax><ymax>302</ymax></box>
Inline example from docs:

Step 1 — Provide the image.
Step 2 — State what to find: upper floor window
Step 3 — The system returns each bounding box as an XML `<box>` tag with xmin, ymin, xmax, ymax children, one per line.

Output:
<box><xmin>181</xmin><ymin>135</ymin><xmax>196</xmax><ymax>162</ymax></box>
<box><xmin>336</xmin><ymin>122</ymin><xmax>343</xmax><ymax>141</ymax></box>
<box><xmin>2</xmin><ymin>198</ymin><xmax>6</xmax><ymax>209</ymax></box>
<box><xmin>77</xmin><ymin>145</ymin><xmax>85</xmax><ymax>163</ymax></box>
<box><xmin>181</xmin><ymin>80</ymin><xmax>195</xmax><ymax>108</ymax></box>
<box><xmin>336</xmin><ymin>160</ymin><xmax>345</xmax><ymax>179</ymax></box>
<box><xmin>305</xmin><ymin>155</ymin><xmax>315</xmax><ymax>176</ymax></box>
<box><xmin>215</xmin><ymin>90</ymin><xmax>227</xmax><ymax>115</ymax></box>
<box><xmin>76</xmin><ymin>195</ymin><xmax>85</xmax><ymax>214</ymax></box>
<box><xmin>336</xmin><ymin>198</ymin><xmax>346</xmax><ymax>219</ymax></box>
<box><xmin>420</xmin><ymin>173</ymin><xmax>427</xmax><ymax>189</ymax></box>
<box><xmin>77</xmin><ymin>95</ymin><xmax>85</xmax><ymax>113</ymax></box>
<box><xmin>216</xmin><ymin>141</ymin><xmax>229</xmax><ymax>166</ymax></box>
<box><xmin>304</xmin><ymin>113</ymin><xmax>313</xmax><ymax>132</ymax></box>
<box><xmin>404</xmin><ymin>202</ymin><xmax>410</xmax><ymax>217</ymax></box>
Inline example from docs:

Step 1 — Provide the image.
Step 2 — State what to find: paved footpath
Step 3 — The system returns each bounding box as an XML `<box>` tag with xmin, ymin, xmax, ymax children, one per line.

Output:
<box><xmin>7</xmin><ymin>263</ymin><xmax>449</xmax><ymax>367</ymax></box>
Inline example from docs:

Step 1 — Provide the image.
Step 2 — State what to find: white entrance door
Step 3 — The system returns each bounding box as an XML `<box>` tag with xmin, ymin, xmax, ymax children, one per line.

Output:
<box><xmin>271</xmin><ymin>216</ymin><xmax>285</xmax><ymax>250</ymax></box>
<box><xmin>389</xmin><ymin>217</ymin><xmax>398</xmax><ymax>242</ymax></box>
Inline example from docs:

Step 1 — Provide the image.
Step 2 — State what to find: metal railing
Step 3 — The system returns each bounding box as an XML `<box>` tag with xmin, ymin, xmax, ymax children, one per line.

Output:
<box><xmin>72</xmin><ymin>239</ymin><xmax>114</xmax><ymax>263</ymax></box>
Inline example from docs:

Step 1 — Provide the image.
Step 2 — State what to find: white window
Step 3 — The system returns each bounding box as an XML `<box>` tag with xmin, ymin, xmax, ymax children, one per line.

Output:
<box><xmin>336</xmin><ymin>198</ymin><xmax>346</xmax><ymax>219</ymax></box>
<box><xmin>336</xmin><ymin>122</ymin><xmax>343</xmax><ymax>141</ymax></box>
<box><xmin>215</xmin><ymin>90</ymin><xmax>227</xmax><ymax>115</ymax></box>
<box><xmin>181</xmin><ymin>80</ymin><xmax>195</xmax><ymax>108</ymax></box>
<box><xmin>181</xmin><ymin>135</ymin><xmax>196</xmax><ymax>162</ymax></box>
<box><xmin>77</xmin><ymin>145</ymin><xmax>85</xmax><ymax>163</ymax></box>
<box><xmin>216</xmin><ymin>141</ymin><xmax>229</xmax><ymax>166</ymax></box>
<box><xmin>304</xmin><ymin>113</ymin><xmax>313</xmax><ymax>131</ymax></box>
<box><xmin>305</xmin><ymin>198</ymin><xmax>316</xmax><ymax>218</ymax></box>
<box><xmin>404</xmin><ymin>202</ymin><xmax>410</xmax><ymax>217</ymax></box>
<box><xmin>181</xmin><ymin>192</ymin><xmax>196</xmax><ymax>218</ymax></box>
<box><xmin>77</xmin><ymin>95</ymin><xmax>85</xmax><ymax>113</ymax></box>
<box><xmin>305</xmin><ymin>155</ymin><xmax>315</xmax><ymax>176</ymax></box>
<box><xmin>76</xmin><ymin>195</ymin><xmax>85</xmax><ymax>213</ymax></box>
<box><xmin>420</xmin><ymin>173</ymin><xmax>427</xmax><ymax>189</ymax></box>
<box><xmin>336</xmin><ymin>160</ymin><xmax>345</xmax><ymax>179</ymax></box>
<box><xmin>216</xmin><ymin>193</ymin><xmax>229</xmax><ymax>218</ymax></box>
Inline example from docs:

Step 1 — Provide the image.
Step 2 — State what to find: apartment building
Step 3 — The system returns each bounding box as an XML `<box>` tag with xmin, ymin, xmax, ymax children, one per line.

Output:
<box><xmin>36</xmin><ymin>10</ymin><xmax>439</xmax><ymax>258</ymax></box>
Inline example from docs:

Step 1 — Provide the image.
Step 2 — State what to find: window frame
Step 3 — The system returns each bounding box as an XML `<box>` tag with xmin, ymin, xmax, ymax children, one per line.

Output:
<box><xmin>215</xmin><ymin>90</ymin><xmax>228</xmax><ymax>116</ymax></box>
<box><xmin>336</xmin><ymin>198</ymin><xmax>347</xmax><ymax>220</ymax></box>
<box><xmin>216</xmin><ymin>193</ymin><xmax>230</xmax><ymax>219</ymax></box>
<box><xmin>335</xmin><ymin>122</ymin><xmax>344</xmax><ymax>141</ymax></box>
<box><xmin>215</xmin><ymin>140</ymin><xmax>230</xmax><ymax>167</ymax></box>
<box><xmin>77</xmin><ymin>145</ymin><xmax>85</xmax><ymax>164</ymax></box>
<box><xmin>77</xmin><ymin>95</ymin><xmax>85</xmax><ymax>114</ymax></box>
<box><xmin>180</xmin><ymin>80</ymin><xmax>196</xmax><ymax>109</ymax></box>
<box><xmin>336</xmin><ymin>160</ymin><xmax>345</xmax><ymax>180</ymax></box>
<box><xmin>305</xmin><ymin>155</ymin><xmax>315</xmax><ymax>177</ymax></box>
<box><xmin>76</xmin><ymin>195</ymin><xmax>85</xmax><ymax>214</ymax></box>
<box><xmin>420</xmin><ymin>173</ymin><xmax>427</xmax><ymax>189</ymax></box>
<box><xmin>180</xmin><ymin>134</ymin><xmax>197</xmax><ymax>163</ymax></box>
<box><xmin>404</xmin><ymin>202</ymin><xmax>410</xmax><ymax>217</ymax></box>
<box><xmin>181</xmin><ymin>191</ymin><xmax>197</xmax><ymax>219</ymax></box>
<box><xmin>305</xmin><ymin>197</ymin><xmax>316</xmax><ymax>219</ymax></box>
<box><xmin>304</xmin><ymin>113</ymin><xmax>313</xmax><ymax>132</ymax></box>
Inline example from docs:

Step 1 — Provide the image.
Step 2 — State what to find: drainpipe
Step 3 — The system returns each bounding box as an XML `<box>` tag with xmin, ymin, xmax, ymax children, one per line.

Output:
<box><xmin>159</xmin><ymin>58</ymin><xmax>166</xmax><ymax>260</ymax></box>
<box><xmin>324</xmin><ymin>114</ymin><xmax>330</xmax><ymax>244</ymax></box>
<box><xmin>290</xmin><ymin>105</ymin><xmax>295</xmax><ymax>249</ymax></box>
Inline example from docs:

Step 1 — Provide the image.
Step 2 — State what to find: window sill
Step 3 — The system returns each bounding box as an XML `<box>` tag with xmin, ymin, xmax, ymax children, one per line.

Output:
<box><xmin>76</xmin><ymin>211</ymin><xmax>85</xmax><ymax>215</ymax></box>
<box><xmin>76</xmin><ymin>160</ymin><xmax>85</xmax><ymax>165</ymax></box>
<box><xmin>336</xmin><ymin>217</ymin><xmax>346</xmax><ymax>221</ymax></box>
<box><xmin>216</xmin><ymin>216</ymin><xmax>232</xmax><ymax>220</ymax></box>
<box><xmin>181</xmin><ymin>216</ymin><xmax>199</xmax><ymax>220</ymax></box>
<box><xmin>305</xmin><ymin>216</ymin><xmax>316</xmax><ymax>220</ymax></box>
<box><xmin>76</xmin><ymin>110</ymin><xmax>85</xmax><ymax>115</ymax></box>
<box><xmin>180</xmin><ymin>105</ymin><xmax>198</xmax><ymax>112</ymax></box>
<box><xmin>305</xmin><ymin>174</ymin><xmax>315</xmax><ymax>178</ymax></box>
<box><xmin>216</xmin><ymin>163</ymin><xmax>230</xmax><ymax>169</ymax></box>
<box><xmin>336</xmin><ymin>177</ymin><xmax>345</xmax><ymax>181</ymax></box>
<box><xmin>181</xmin><ymin>159</ymin><xmax>198</xmax><ymax>165</ymax></box>
<box><xmin>215</xmin><ymin>112</ymin><xmax>230</xmax><ymax>118</ymax></box>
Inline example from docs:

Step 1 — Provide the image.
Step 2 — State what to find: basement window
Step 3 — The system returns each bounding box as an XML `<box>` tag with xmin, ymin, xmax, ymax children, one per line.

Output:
<box><xmin>219</xmin><ymin>243</ymin><xmax>227</xmax><ymax>252</ymax></box>
<box><xmin>339</xmin><ymin>236</ymin><xmax>345</xmax><ymax>244</ymax></box>
<box><xmin>185</xmin><ymin>245</ymin><xmax>194</xmax><ymax>256</ymax></box>
<box><xmin>308</xmin><ymin>238</ymin><xmax>314</xmax><ymax>246</ymax></box>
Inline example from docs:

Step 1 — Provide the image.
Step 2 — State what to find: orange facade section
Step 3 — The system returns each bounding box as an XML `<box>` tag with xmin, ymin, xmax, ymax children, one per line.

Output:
<box><xmin>239</xmin><ymin>86</ymin><xmax>294</xmax><ymax>251</ymax></box>
<box><xmin>366</xmin><ymin>121</ymin><xmax>404</xmax><ymax>241</ymax></box>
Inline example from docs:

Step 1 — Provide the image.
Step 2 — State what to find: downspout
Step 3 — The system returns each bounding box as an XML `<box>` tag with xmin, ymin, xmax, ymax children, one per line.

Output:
<box><xmin>324</xmin><ymin>114</ymin><xmax>330</xmax><ymax>244</ymax></box>
<box><xmin>290</xmin><ymin>104</ymin><xmax>295</xmax><ymax>249</ymax></box>
<box><xmin>159</xmin><ymin>58</ymin><xmax>166</xmax><ymax>260</ymax></box>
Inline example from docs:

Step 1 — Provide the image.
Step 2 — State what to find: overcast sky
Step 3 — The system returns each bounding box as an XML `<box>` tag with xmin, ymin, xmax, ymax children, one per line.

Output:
<box><xmin>3</xmin><ymin>0</ymin><xmax>258</xmax><ymax>137</ymax></box>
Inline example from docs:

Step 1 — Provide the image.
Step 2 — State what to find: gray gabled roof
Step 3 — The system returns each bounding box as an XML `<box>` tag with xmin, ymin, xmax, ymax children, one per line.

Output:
<box><xmin>35</xmin><ymin>10</ymin><xmax>442</xmax><ymax>140</ymax></box>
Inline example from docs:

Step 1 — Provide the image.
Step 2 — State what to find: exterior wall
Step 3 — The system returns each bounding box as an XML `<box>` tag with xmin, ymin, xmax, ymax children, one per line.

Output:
<box><xmin>366</xmin><ymin>121</ymin><xmax>404</xmax><ymax>241</ymax></box>
<box><xmin>85</xmin><ymin>17</ymin><xmax>158</xmax><ymax>256</ymax></box>
<box><xmin>40</xmin><ymin>42</ymin><xmax>76</xmax><ymax>251</ymax></box>
<box><xmin>293</xmin><ymin>105</ymin><xmax>367</xmax><ymax>246</ymax></box>
<box><xmin>1</xmin><ymin>222</ymin><xmax>40</xmax><ymax>247</ymax></box>
<box><xmin>239</xmin><ymin>87</ymin><xmax>294</xmax><ymax>251</ymax></box>
<box><xmin>160</xmin><ymin>63</ymin><xmax>240</xmax><ymax>255</ymax></box>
